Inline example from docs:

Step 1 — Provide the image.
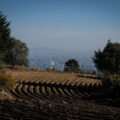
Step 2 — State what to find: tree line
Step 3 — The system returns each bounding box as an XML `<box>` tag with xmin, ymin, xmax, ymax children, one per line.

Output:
<box><xmin>64</xmin><ymin>40</ymin><xmax>120</xmax><ymax>74</ymax></box>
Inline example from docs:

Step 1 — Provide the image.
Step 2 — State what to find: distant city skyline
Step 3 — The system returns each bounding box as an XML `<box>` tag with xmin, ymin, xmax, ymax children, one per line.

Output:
<box><xmin>0</xmin><ymin>0</ymin><xmax>120</xmax><ymax>51</ymax></box>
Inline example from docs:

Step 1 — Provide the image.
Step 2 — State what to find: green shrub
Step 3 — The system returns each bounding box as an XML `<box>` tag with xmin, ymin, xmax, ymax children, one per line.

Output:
<box><xmin>103</xmin><ymin>74</ymin><xmax>120</xmax><ymax>98</ymax></box>
<box><xmin>103</xmin><ymin>74</ymin><xmax>120</xmax><ymax>87</ymax></box>
<box><xmin>64</xmin><ymin>59</ymin><xmax>80</xmax><ymax>73</ymax></box>
<box><xmin>0</xmin><ymin>73</ymin><xmax>14</xmax><ymax>91</ymax></box>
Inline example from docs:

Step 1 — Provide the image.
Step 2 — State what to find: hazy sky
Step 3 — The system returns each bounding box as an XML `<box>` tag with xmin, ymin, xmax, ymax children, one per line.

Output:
<box><xmin>0</xmin><ymin>0</ymin><xmax>120</xmax><ymax>51</ymax></box>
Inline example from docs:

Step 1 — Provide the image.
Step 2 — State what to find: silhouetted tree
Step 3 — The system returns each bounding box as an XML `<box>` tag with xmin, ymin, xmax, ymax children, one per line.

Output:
<box><xmin>4</xmin><ymin>37</ymin><xmax>29</xmax><ymax>67</ymax></box>
<box><xmin>93</xmin><ymin>40</ymin><xmax>120</xmax><ymax>74</ymax></box>
<box><xmin>64</xmin><ymin>59</ymin><xmax>80</xmax><ymax>73</ymax></box>
<box><xmin>0</xmin><ymin>12</ymin><xmax>13</xmax><ymax>54</ymax></box>
<box><xmin>0</xmin><ymin>11</ymin><xmax>29</xmax><ymax>67</ymax></box>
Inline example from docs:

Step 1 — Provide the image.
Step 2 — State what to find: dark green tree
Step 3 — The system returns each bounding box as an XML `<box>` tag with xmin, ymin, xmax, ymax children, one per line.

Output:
<box><xmin>5</xmin><ymin>37</ymin><xmax>29</xmax><ymax>67</ymax></box>
<box><xmin>0</xmin><ymin>11</ymin><xmax>29</xmax><ymax>67</ymax></box>
<box><xmin>93</xmin><ymin>40</ymin><xmax>120</xmax><ymax>74</ymax></box>
<box><xmin>0</xmin><ymin>12</ymin><xmax>12</xmax><ymax>53</ymax></box>
<box><xmin>64</xmin><ymin>59</ymin><xmax>80</xmax><ymax>73</ymax></box>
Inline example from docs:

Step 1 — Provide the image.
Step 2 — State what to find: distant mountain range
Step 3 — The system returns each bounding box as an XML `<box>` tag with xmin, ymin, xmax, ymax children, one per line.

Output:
<box><xmin>28</xmin><ymin>47</ymin><xmax>96</xmax><ymax>72</ymax></box>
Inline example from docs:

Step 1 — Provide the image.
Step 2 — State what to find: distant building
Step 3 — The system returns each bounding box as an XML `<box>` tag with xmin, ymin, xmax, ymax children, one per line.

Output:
<box><xmin>50</xmin><ymin>60</ymin><xmax>55</xmax><ymax>70</ymax></box>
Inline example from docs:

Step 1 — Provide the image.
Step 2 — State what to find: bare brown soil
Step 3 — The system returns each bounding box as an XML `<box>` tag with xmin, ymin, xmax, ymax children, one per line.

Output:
<box><xmin>0</xmin><ymin>67</ymin><xmax>120</xmax><ymax>120</ymax></box>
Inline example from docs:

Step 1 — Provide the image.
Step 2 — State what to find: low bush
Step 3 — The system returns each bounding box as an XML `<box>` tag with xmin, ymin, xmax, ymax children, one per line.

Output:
<box><xmin>103</xmin><ymin>74</ymin><xmax>120</xmax><ymax>86</ymax></box>
<box><xmin>0</xmin><ymin>73</ymin><xmax>15</xmax><ymax>91</ymax></box>
<box><xmin>103</xmin><ymin>74</ymin><xmax>120</xmax><ymax>98</ymax></box>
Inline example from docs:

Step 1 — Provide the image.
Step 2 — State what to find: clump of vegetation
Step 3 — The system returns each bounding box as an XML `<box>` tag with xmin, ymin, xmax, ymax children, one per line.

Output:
<box><xmin>0</xmin><ymin>11</ymin><xmax>29</xmax><ymax>67</ymax></box>
<box><xmin>93</xmin><ymin>40</ymin><xmax>120</xmax><ymax>74</ymax></box>
<box><xmin>5</xmin><ymin>37</ymin><xmax>29</xmax><ymax>67</ymax></box>
<box><xmin>0</xmin><ymin>73</ymin><xmax>15</xmax><ymax>91</ymax></box>
<box><xmin>103</xmin><ymin>74</ymin><xmax>120</xmax><ymax>87</ymax></box>
<box><xmin>64</xmin><ymin>59</ymin><xmax>80</xmax><ymax>73</ymax></box>
<box><xmin>93</xmin><ymin>40</ymin><xmax>120</xmax><ymax>98</ymax></box>
<box><xmin>103</xmin><ymin>74</ymin><xmax>120</xmax><ymax>98</ymax></box>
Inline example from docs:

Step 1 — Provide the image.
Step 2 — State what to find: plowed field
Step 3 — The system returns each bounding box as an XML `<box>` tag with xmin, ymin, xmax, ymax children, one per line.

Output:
<box><xmin>0</xmin><ymin>68</ymin><xmax>120</xmax><ymax>120</ymax></box>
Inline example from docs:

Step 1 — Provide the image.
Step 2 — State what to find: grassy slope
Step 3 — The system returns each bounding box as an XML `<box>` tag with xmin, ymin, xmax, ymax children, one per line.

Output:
<box><xmin>0</xmin><ymin>67</ymin><xmax>120</xmax><ymax>120</ymax></box>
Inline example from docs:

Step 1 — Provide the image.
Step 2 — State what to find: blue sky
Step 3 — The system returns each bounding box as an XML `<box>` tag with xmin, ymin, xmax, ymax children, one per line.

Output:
<box><xmin>0</xmin><ymin>0</ymin><xmax>120</xmax><ymax>51</ymax></box>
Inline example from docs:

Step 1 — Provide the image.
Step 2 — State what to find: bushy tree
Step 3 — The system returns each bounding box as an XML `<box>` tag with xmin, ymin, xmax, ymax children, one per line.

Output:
<box><xmin>64</xmin><ymin>59</ymin><xmax>80</xmax><ymax>73</ymax></box>
<box><xmin>0</xmin><ymin>12</ymin><xmax>12</xmax><ymax>53</ymax></box>
<box><xmin>4</xmin><ymin>37</ymin><xmax>29</xmax><ymax>67</ymax></box>
<box><xmin>0</xmin><ymin>12</ymin><xmax>29</xmax><ymax>67</ymax></box>
<box><xmin>93</xmin><ymin>40</ymin><xmax>120</xmax><ymax>74</ymax></box>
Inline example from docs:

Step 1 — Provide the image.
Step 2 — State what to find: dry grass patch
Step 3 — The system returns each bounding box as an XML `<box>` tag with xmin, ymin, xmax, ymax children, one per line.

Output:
<box><xmin>0</xmin><ymin>73</ymin><xmax>15</xmax><ymax>91</ymax></box>
<box><xmin>5</xmin><ymin>69</ymin><xmax>102</xmax><ymax>87</ymax></box>
<box><xmin>0</xmin><ymin>90</ymin><xmax>14</xmax><ymax>100</ymax></box>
